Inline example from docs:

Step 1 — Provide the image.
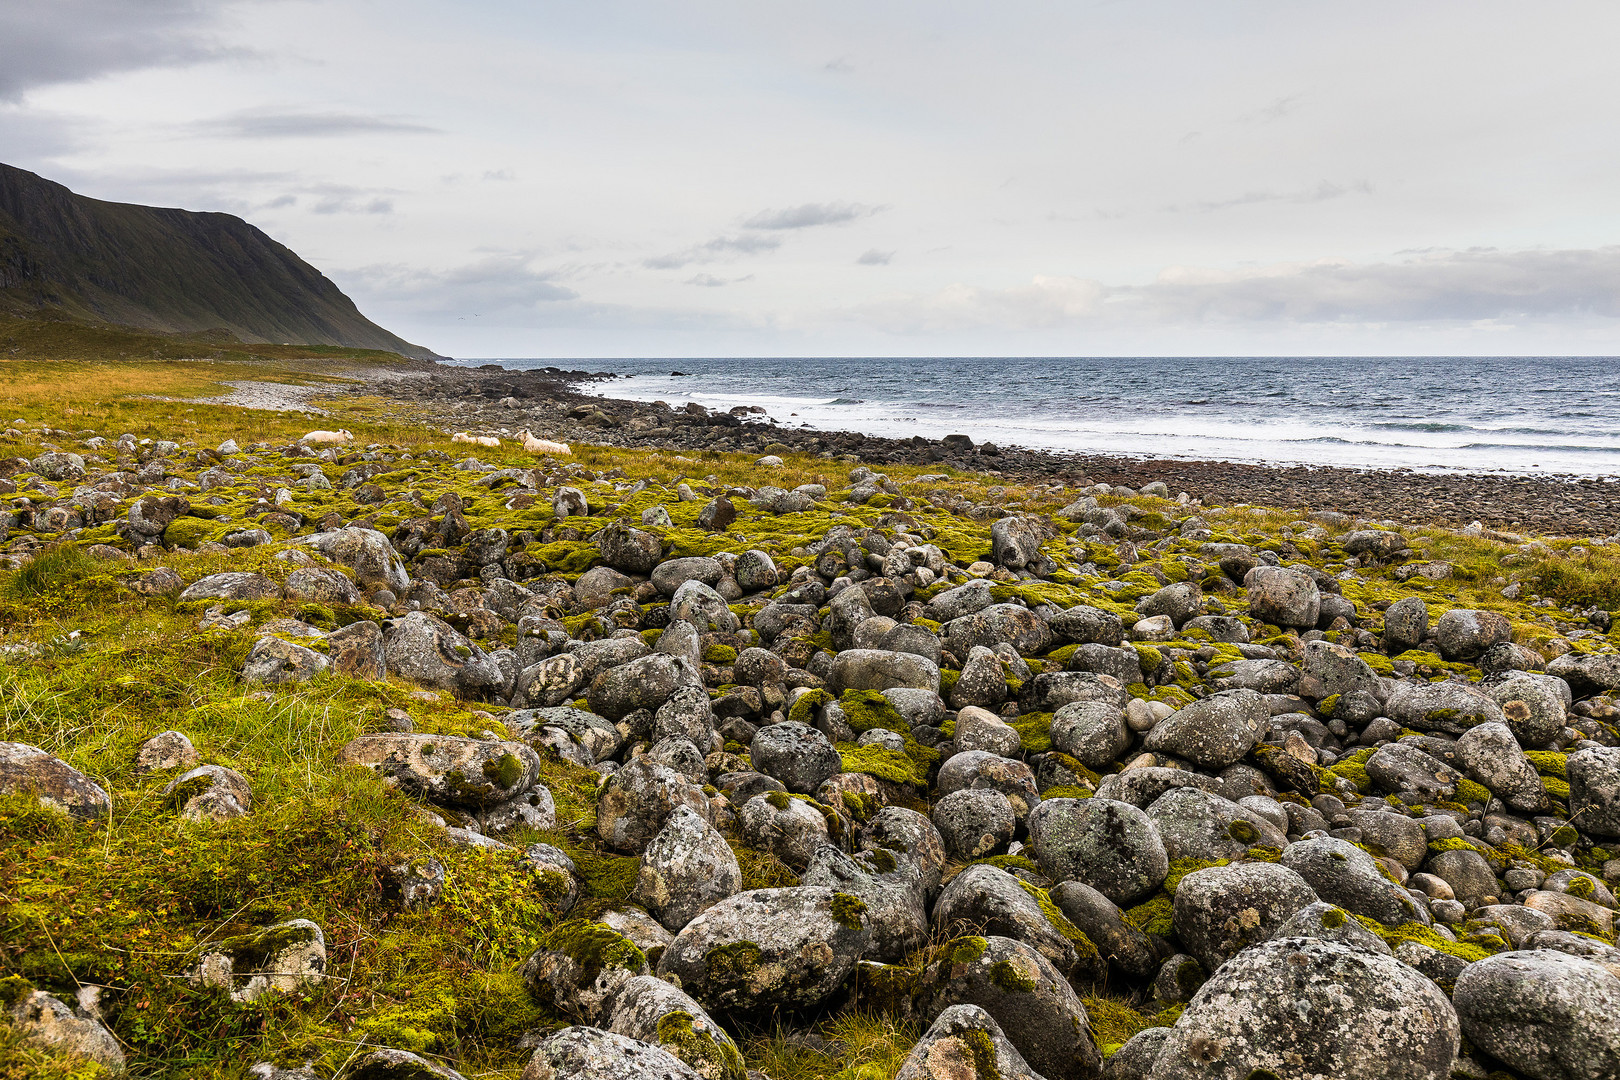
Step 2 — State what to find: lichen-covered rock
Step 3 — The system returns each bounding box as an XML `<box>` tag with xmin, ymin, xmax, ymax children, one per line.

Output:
<box><xmin>7</xmin><ymin>988</ymin><xmax>126</xmax><ymax>1072</ymax></box>
<box><xmin>1297</xmin><ymin>639</ymin><xmax>1382</xmax><ymax>701</ymax></box>
<box><xmin>180</xmin><ymin>571</ymin><xmax>281</xmax><ymax>601</ymax></box>
<box><xmin>1384</xmin><ymin>680</ymin><xmax>1505</xmax><ymax>735</ymax></box>
<box><xmin>606</xmin><ymin>975</ymin><xmax>744</xmax><ymax>1080</ymax></box>
<box><xmin>1383</xmin><ymin>595</ymin><xmax>1429</xmax><ymax>652</ymax></box>
<box><xmin>657</xmin><ymin>886</ymin><xmax>872</xmax><ymax>1010</ymax></box>
<box><xmin>630</xmin><ymin>806</ymin><xmax>741</xmax><ymax>933</ymax></box>
<box><xmin>521</xmin><ymin>919</ymin><xmax>650</xmax><ymax>1024</ymax></box>
<box><xmin>596</xmin><ymin>758</ymin><xmax>712</xmax><ymax>854</ymax></box>
<box><xmin>1458</xmin><ymin>721</ymin><xmax>1547</xmax><ymax>813</ymax></box>
<box><xmin>1547</xmin><ymin>651</ymin><xmax>1620</xmax><ymax>695</ymax></box>
<box><xmin>599</xmin><ymin>523</ymin><xmax>663</xmax><ymax>574</ymax></box>
<box><xmin>1281</xmin><ymin>836</ymin><xmax>1425</xmax><ymax>927</ymax></box>
<box><xmin>1145</xmin><ymin>786</ymin><xmax>1288</xmax><ymax>864</ymax></box>
<box><xmin>283</xmin><ymin>566</ymin><xmax>360</xmax><ymax>605</ymax></box>
<box><xmin>932</xmin><ymin>788</ymin><xmax>1015</xmax><ymax>859</ymax></box>
<box><xmin>936</xmin><ymin>750</ymin><xmax>1041</xmax><ymax>823</ymax></box>
<box><xmin>1272</xmin><ymin>900</ymin><xmax>1392</xmax><ymax>954</ymax></box>
<box><xmin>915</xmin><ymin>935</ymin><xmax>1102</xmax><ymax>1080</ymax></box>
<box><xmin>1486</xmin><ymin>673</ymin><xmax>1567</xmax><ymax>747</ymax></box>
<box><xmin>1568</xmin><ymin>745</ymin><xmax>1620</xmax><ymax>839</ymax></box>
<box><xmin>1148</xmin><ymin>937</ymin><xmax>1459</xmax><ymax>1080</ymax></box>
<box><xmin>338</xmin><ymin>733</ymin><xmax>539</xmax><ymax>809</ymax></box>
<box><xmin>347</xmin><ymin>1048</ymin><xmax>468</xmax><ymax>1079</ymax></box>
<box><xmin>1104</xmin><ymin>1027</ymin><xmax>1172</xmax><ymax>1080</ymax></box>
<box><xmin>736</xmin><ymin>791</ymin><xmax>830</xmax><ymax>867</ymax></box>
<box><xmin>522</xmin><ymin>1025</ymin><xmax>704</xmax><ymax>1080</ymax></box>
<box><xmin>952</xmin><ymin>704</ymin><xmax>1023</xmax><ymax>756</ymax></box>
<box><xmin>1366</xmin><ymin>741</ymin><xmax>1461</xmax><ymax>800</ymax></box>
<box><xmin>191</xmin><ymin>919</ymin><xmax>327</xmax><ymax>1003</ymax></box>
<box><xmin>894</xmin><ymin>1004</ymin><xmax>1047</xmax><ymax>1080</ymax></box>
<box><xmin>241</xmin><ymin>634</ymin><xmax>330</xmax><ymax>685</ymax></box>
<box><xmin>588</xmin><ymin>653</ymin><xmax>702</xmax><ymax>721</ymax></box>
<box><xmin>1051</xmin><ymin>700</ymin><xmax>1129</xmax><ymax>772</ymax></box>
<box><xmin>1434</xmin><ymin>608</ymin><xmax>1513</xmax><ymax>660</ymax></box>
<box><xmin>801</xmin><ymin>844</ymin><xmax>930</xmax><ymax>962</ymax></box>
<box><xmin>1171</xmin><ymin>862</ymin><xmax>1318</xmax><ymax>971</ymax></box>
<box><xmin>162</xmin><ymin>763</ymin><xmax>252</xmax><ymax>821</ymax></box>
<box><xmin>1049</xmin><ymin>880</ymin><xmax>1162</xmax><ymax>979</ymax></box>
<box><xmin>382</xmin><ymin>611</ymin><xmax>504</xmax><ymax>699</ymax></box>
<box><xmin>0</xmin><ymin>741</ymin><xmax>110</xmax><ymax>820</ymax></box>
<box><xmin>133</xmin><ymin>729</ymin><xmax>198</xmax><ymax>773</ymax></box>
<box><xmin>1245</xmin><ymin>565</ymin><xmax>1321</xmax><ymax>629</ymax></box>
<box><xmin>1028</xmin><ymin>797</ymin><xmax>1168</xmax><ymax>906</ymax></box>
<box><xmin>749</xmin><ymin>720</ymin><xmax>841</xmax><ymax>794</ymax></box>
<box><xmin>1142</xmin><ymin>689</ymin><xmax>1267</xmax><ymax>769</ymax></box>
<box><xmin>326</xmin><ymin>619</ymin><xmax>387</xmax><ymax>680</ymax></box>
<box><xmin>932</xmin><ymin>863</ymin><xmax>1101</xmax><ymax>980</ymax></box>
<box><xmin>300</xmin><ymin>526</ymin><xmax>410</xmax><ymax>592</ymax></box>
<box><xmin>860</xmin><ymin>806</ymin><xmax>948</xmax><ymax>904</ymax></box>
<box><xmin>826</xmin><ymin>648</ymin><xmax>942</xmax><ymax>695</ymax></box>
<box><xmin>1453</xmin><ymin>950</ymin><xmax>1620</xmax><ymax>1080</ymax></box>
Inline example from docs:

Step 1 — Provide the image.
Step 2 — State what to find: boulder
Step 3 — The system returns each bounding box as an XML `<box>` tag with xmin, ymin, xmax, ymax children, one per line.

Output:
<box><xmin>894</xmin><ymin>1004</ymin><xmax>1046</xmax><ymax>1080</ymax></box>
<box><xmin>1281</xmin><ymin>837</ymin><xmax>1425</xmax><ymax>927</ymax></box>
<box><xmin>0</xmin><ymin>742</ymin><xmax>109</xmax><ymax>820</ymax></box>
<box><xmin>749</xmin><ymin>721</ymin><xmax>841</xmax><ymax>794</ymax></box>
<box><xmin>932</xmin><ymin>788</ymin><xmax>1016</xmax><ymax>859</ymax></box>
<box><xmin>596</xmin><ymin>758</ymin><xmax>711</xmax><ymax>854</ymax></box>
<box><xmin>606</xmin><ymin>975</ymin><xmax>744</xmax><ymax>1080</ymax></box>
<box><xmin>915</xmin><ymin>935</ymin><xmax>1102</xmax><ymax>1080</ymax></box>
<box><xmin>6</xmin><ymin>989</ymin><xmax>125</xmax><ymax>1072</ymax></box>
<box><xmin>932</xmin><ymin>863</ymin><xmax>1102</xmax><ymax>980</ymax></box>
<box><xmin>826</xmin><ymin>649</ymin><xmax>941</xmax><ymax>695</ymax></box>
<box><xmin>522</xmin><ymin>1026</ymin><xmax>704</xmax><ymax>1080</ymax></box>
<box><xmin>191</xmin><ymin>919</ymin><xmax>327</xmax><ymax>1003</ymax></box>
<box><xmin>1245</xmin><ymin>565</ymin><xmax>1320</xmax><ymax>629</ymax></box>
<box><xmin>179</xmin><ymin>571</ymin><xmax>280</xmax><ymax>602</ymax></box>
<box><xmin>1142</xmin><ymin>689</ymin><xmax>1268</xmax><ymax>769</ymax></box>
<box><xmin>339</xmin><ymin>733</ymin><xmax>539</xmax><ymax>808</ymax></box>
<box><xmin>163</xmin><ymin>764</ymin><xmax>252</xmax><ymax>821</ymax></box>
<box><xmin>1453</xmin><ymin>950</ymin><xmax>1620</xmax><ymax>1080</ymax></box>
<box><xmin>588</xmin><ymin>653</ymin><xmax>702</xmax><ymax>721</ymax></box>
<box><xmin>598</xmin><ymin>523</ymin><xmax>663</xmax><ymax>574</ymax></box>
<box><xmin>521</xmin><ymin>920</ymin><xmax>649</xmax><ymax>1024</ymax></box>
<box><xmin>1171</xmin><ymin>862</ymin><xmax>1319</xmax><ymax>970</ymax></box>
<box><xmin>657</xmin><ymin>886</ymin><xmax>871</xmax><ymax>1010</ymax></box>
<box><xmin>1148</xmin><ymin>937</ymin><xmax>1458</xmax><ymax>1080</ymax></box>
<box><xmin>1029</xmin><ymin>796</ymin><xmax>1168</xmax><ymax>906</ymax></box>
<box><xmin>299</xmin><ymin>527</ymin><xmax>410</xmax><ymax>592</ymax></box>
<box><xmin>1383</xmin><ymin>596</ymin><xmax>1430</xmax><ymax>652</ymax></box>
<box><xmin>736</xmin><ymin>792</ymin><xmax>829</xmax><ymax>867</ymax></box>
<box><xmin>241</xmin><ymin>635</ymin><xmax>330</xmax><ymax>685</ymax></box>
<box><xmin>383</xmin><ymin>612</ymin><xmax>505</xmax><ymax>699</ymax></box>
<box><xmin>1568</xmin><ymin>746</ymin><xmax>1620</xmax><ymax>839</ymax></box>
<box><xmin>630</xmin><ymin>806</ymin><xmax>741</xmax><ymax>933</ymax></box>
<box><xmin>1434</xmin><ymin>608</ymin><xmax>1513</xmax><ymax>660</ymax></box>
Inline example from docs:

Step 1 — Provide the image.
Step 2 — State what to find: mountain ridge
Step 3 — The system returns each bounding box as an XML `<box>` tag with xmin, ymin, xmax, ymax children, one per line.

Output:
<box><xmin>0</xmin><ymin>163</ymin><xmax>440</xmax><ymax>360</ymax></box>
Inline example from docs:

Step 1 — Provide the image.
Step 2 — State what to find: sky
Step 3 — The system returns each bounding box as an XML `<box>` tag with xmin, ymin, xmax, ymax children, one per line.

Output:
<box><xmin>5</xmin><ymin>0</ymin><xmax>1620</xmax><ymax>358</ymax></box>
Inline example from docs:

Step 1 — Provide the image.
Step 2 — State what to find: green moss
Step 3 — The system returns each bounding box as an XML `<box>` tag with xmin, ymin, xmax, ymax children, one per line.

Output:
<box><xmin>1317</xmin><ymin>693</ymin><xmax>1341</xmax><ymax>718</ymax></box>
<box><xmin>482</xmin><ymin>752</ymin><xmax>524</xmax><ymax>791</ymax></box>
<box><xmin>1227</xmin><ymin>819</ymin><xmax>1261</xmax><ymax>844</ymax></box>
<box><xmin>539</xmin><ymin>919</ymin><xmax>648</xmax><ymax>981</ymax></box>
<box><xmin>830</xmin><ymin>892</ymin><xmax>868</xmax><ymax>931</ymax></box>
<box><xmin>839</xmin><ymin>689</ymin><xmax>905</xmax><ymax>734</ymax></box>
<box><xmin>1454</xmin><ymin>778</ymin><xmax>1491</xmax><ymax>805</ymax></box>
<box><xmin>765</xmin><ymin>790</ymin><xmax>792</xmax><ymax>811</ymax></box>
<box><xmin>1544</xmin><ymin>776</ymin><xmax>1571</xmax><ymax>800</ymax></box>
<box><xmin>1007</xmin><ymin>711</ymin><xmax>1053</xmax><ymax>753</ymax></box>
<box><xmin>989</xmin><ymin>958</ymin><xmax>1038</xmax><ymax>993</ymax></box>
<box><xmin>1320</xmin><ymin>906</ymin><xmax>1348</xmax><ymax>929</ymax></box>
<box><xmin>786</xmin><ymin>688</ymin><xmax>831</xmax><ymax>727</ymax></box>
<box><xmin>1524</xmin><ymin>751</ymin><xmax>1568</xmax><ymax>779</ymax></box>
<box><xmin>837</xmin><ymin>740</ymin><xmax>935</xmax><ymax>788</ymax></box>
<box><xmin>702</xmin><ymin>643</ymin><xmax>737</xmax><ymax>664</ymax></box>
<box><xmin>656</xmin><ymin>1010</ymin><xmax>747</xmax><ymax>1080</ymax></box>
<box><xmin>1165</xmin><ymin>857</ymin><xmax>1229</xmax><ymax>893</ymax></box>
<box><xmin>974</xmin><ymin>854</ymin><xmax>1042</xmax><ymax>874</ymax></box>
<box><xmin>704</xmin><ymin>940</ymin><xmax>764</xmax><ymax>994</ymax></box>
<box><xmin>1083</xmin><ymin>995</ymin><xmax>1154</xmax><ymax>1058</ymax></box>
<box><xmin>1040</xmin><ymin>785</ymin><xmax>1093</xmax><ymax>800</ymax></box>
<box><xmin>1122</xmin><ymin>893</ymin><xmax>1174</xmax><ymax>936</ymax></box>
<box><xmin>1015</xmin><ymin>879</ymin><xmax>1099</xmax><ymax>962</ymax></box>
<box><xmin>0</xmin><ymin>974</ymin><xmax>33</xmax><ymax>1009</ymax></box>
<box><xmin>958</xmin><ymin>1026</ymin><xmax>1004</xmax><ymax>1080</ymax></box>
<box><xmin>1350</xmin><ymin>914</ymin><xmax>1497</xmax><ymax>962</ymax></box>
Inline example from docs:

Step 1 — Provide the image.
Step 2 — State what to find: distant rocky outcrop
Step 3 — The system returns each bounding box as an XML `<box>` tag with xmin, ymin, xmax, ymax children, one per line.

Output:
<box><xmin>0</xmin><ymin>162</ymin><xmax>439</xmax><ymax>359</ymax></box>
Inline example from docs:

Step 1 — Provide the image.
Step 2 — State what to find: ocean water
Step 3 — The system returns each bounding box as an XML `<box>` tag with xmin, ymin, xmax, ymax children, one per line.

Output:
<box><xmin>452</xmin><ymin>356</ymin><xmax>1620</xmax><ymax>477</ymax></box>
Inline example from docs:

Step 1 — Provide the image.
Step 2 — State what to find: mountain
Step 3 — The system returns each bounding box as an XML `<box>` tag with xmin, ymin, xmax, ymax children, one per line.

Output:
<box><xmin>0</xmin><ymin>163</ymin><xmax>440</xmax><ymax>359</ymax></box>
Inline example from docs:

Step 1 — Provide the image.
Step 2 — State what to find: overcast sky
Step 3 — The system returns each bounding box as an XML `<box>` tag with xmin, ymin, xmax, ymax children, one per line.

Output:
<box><xmin>5</xmin><ymin>1</ymin><xmax>1620</xmax><ymax>357</ymax></box>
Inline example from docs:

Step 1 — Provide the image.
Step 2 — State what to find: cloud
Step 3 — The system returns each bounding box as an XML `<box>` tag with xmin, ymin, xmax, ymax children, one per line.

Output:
<box><xmin>346</xmin><ymin>253</ymin><xmax>579</xmax><ymax>315</ymax></box>
<box><xmin>644</xmin><ymin>233</ymin><xmax>782</xmax><ymax>270</ymax></box>
<box><xmin>685</xmin><ymin>274</ymin><xmax>728</xmax><ymax>287</ymax></box>
<box><xmin>742</xmin><ymin>201</ymin><xmax>882</xmax><ymax>230</ymax></box>
<box><xmin>856</xmin><ymin>249</ymin><xmax>893</xmax><ymax>265</ymax></box>
<box><xmin>188</xmin><ymin>109</ymin><xmax>441</xmax><ymax>139</ymax></box>
<box><xmin>0</xmin><ymin>1</ymin><xmax>246</xmax><ymax>103</ymax></box>
<box><xmin>855</xmin><ymin>247</ymin><xmax>1620</xmax><ymax>333</ymax></box>
<box><xmin>1164</xmin><ymin>180</ymin><xmax>1373</xmax><ymax>214</ymax></box>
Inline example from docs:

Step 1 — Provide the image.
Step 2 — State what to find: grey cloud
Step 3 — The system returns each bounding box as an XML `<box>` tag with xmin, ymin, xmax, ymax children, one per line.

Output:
<box><xmin>859</xmin><ymin>247</ymin><xmax>1620</xmax><ymax>332</ymax></box>
<box><xmin>188</xmin><ymin>110</ymin><xmax>441</xmax><ymax>139</ymax></box>
<box><xmin>856</xmin><ymin>249</ymin><xmax>893</xmax><ymax>265</ymax></box>
<box><xmin>0</xmin><ymin>1</ymin><xmax>244</xmax><ymax>103</ymax></box>
<box><xmin>345</xmin><ymin>254</ymin><xmax>579</xmax><ymax>315</ymax></box>
<box><xmin>685</xmin><ymin>274</ymin><xmax>728</xmax><ymax>287</ymax></box>
<box><xmin>644</xmin><ymin>233</ymin><xmax>782</xmax><ymax>270</ymax></box>
<box><xmin>1165</xmin><ymin>180</ymin><xmax>1372</xmax><ymax>214</ymax></box>
<box><xmin>743</xmin><ymin>202</ymin><xmax>881</xmax><ymax>230</ymax></box>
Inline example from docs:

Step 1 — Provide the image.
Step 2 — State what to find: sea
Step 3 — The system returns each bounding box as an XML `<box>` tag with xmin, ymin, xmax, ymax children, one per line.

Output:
<box><xmin>448</xmin><ymin>356</ymin><xmax>1620</xmax><ymax>477</ymax></box>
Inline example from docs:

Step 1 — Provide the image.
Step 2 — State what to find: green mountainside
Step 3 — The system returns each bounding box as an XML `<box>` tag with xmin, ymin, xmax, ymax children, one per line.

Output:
<box><xmin>0</xmin><ymin>162</ymin><xmax>439</xmax><ymax>359</ymax></box>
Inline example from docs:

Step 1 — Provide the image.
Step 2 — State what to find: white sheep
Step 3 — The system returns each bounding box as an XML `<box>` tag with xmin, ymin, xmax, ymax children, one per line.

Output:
<box><xmin>450</xmin><ymin>432</ymin><xmax>501</xmax><ymax>447</ymax></box>
<box><xmin>451</xmin><ymin>432</ymin><xmax>473</xmax><ymax>443</ymax></box>
<box><xmin>302</xmin><ymin>429</ymin><xmax>353</xmax><ymax>444</ymax></box>
<box><xmin>517</xmin><ymin>429</ymin><xmax>572</xmax><ymax>455</ymax></box>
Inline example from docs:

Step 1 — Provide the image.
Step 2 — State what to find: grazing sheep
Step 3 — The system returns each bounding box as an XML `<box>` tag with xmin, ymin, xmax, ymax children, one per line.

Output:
<box><xmin>302</xmin><ymin>429</ymin><xmax>353</xmax><ymax>444</ymax></box>
<box><xmin>451</xmin><ymin>431</ymin><xmax>473</xmax><ymax>443</ymax></box>
<box><xmin>450</xmin><ymin>432</ymin><xmax>501</xmax><ymax>448</ymax></box>
<box><xmin>517</xmin><ymin>429</ymin><xmax>572</xmax><ymax>455</ymax></box>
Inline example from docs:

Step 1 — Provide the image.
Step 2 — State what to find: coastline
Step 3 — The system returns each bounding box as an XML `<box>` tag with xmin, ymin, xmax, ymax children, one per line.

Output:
<box><xmin>350</xmin><ymin>362</ymin><xmax>1620</xmax><ymax>539</ymax></box>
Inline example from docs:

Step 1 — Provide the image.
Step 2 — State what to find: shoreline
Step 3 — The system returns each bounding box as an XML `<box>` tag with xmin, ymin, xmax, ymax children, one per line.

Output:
<box><xmin>337</xmin><ymin>361</ymin><xmax>1620</xmax><ymax>538</ymax></box>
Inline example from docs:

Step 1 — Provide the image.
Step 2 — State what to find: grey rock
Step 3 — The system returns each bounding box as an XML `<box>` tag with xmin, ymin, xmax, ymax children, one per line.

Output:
<box><xmin>936</xmin><ymin>751</ymin><xmax>1040</xmax><ymax>822</ymax></box>
<box><xmin>383</xmin><ymin>611</ymin><xmax>504</xmax><ymax>699</ymax></box>
<box><xmin>827</xmin><ymin>648</ymin><xmax>941</xmax><ymax>695</ymax></box>
<box><xmin>932</xmin><ymin>788</ymin><xmax>1016</xmax><ymax>859</ymax></box>
<box><xmin>1027</xmin><ymin>797</ymin><xmax>1168</xmax><ymax>906</ymax></box>
<box><xmin>1486</xmin><ymin>674</ymin><xmax>1567</xmax><ymax>748</ymax></box>
<box><xmin>1050</xmin><ymin>700</ymin><xmax>1129</xmax><ymax>772</ymax></box>
<box><xmin>605</xmin><ymin>975</ymin><xmax>743</xmax><ymax>1080</ymax></box>
<box><xmin>894</xmin><ymin>1004</ymin><xmax>1046</xmax><ymax>1080</ymax></box>
<box><xmin>598</xmin><ymin>523</ymin><xmax>663</xmax><ymax>575</ymax></box>
<box><xmin>596</xmin><ymin>758</ymin><xmax>711</xmax><ymax>854</ymax></box>
<box><xmin>588</xmin><ymin>653</ymin><xmax>702</xmax><ymax>721</ymax></box>
<box><xmin>750</xmin><ymin>720</ymin><xmax>842</xmax><ymax>794</ymax></box>
<box><xmin>522</xmin><ymin>1025</ymin><xmax>703</xmax><ymax>1080</ymax></box>
<box><xmin>180</xmin><ymin>571</ymin><xmax>280</xmax><ymax>602</ymax></box>
<box><xmin>1142</xmin><ymin>689</ymin><xmax>1267</xmax><ymax>769</ymax></box>
<box><xmin>7</xmin><ymin>989</ymin><xmax>125</xmax><ymax>1072</ymax></box>
<box><xmin>0</xmin><ymin>741</ymin><xmax>109</xmax><ymax>820</ymax></box>
<box><xmin>651</xmin><ymin>557</ymin><xmax>723</xmax><ymax>597</ymax></box>
<box><xmin>860</xmin><ymin>806</ymin><xmax>947</xmax><ymax>903</ymax></box>
<box><xmin>191</xmin><ymin>919</ymin><xmax>326</xmax><ymax>1003</ymax></box>
<box><xmin>1453</xmin><ymin>950</ymin><xmax>1620</xmax><ymax>1080</ymax></box>
<box><xmin>300</xmin><ymin>527</ymin><xmax>411</xmax><ymax>592</ymax></box>
<box><xmin>241</xmin><ymin>634</ymin><xmax>330</xmax><ymax>685</ymax></box>
<box><xmin>631</xmin><ymin>806</ymin><xmax>741</xmax><ymax>933</ymax></box>
<box><xmin>953</xmin><ymin>704</ymin><xmax>1022</xmax><ymax>757</ymax></box>
<box><xmin>1145</xmin><ymin>786</ymin><xmax>1288</xmax><ymax>864</ymax></box>
<box><xmin>163</xmin><ymin>763</ymin><xmax>252</xmax><ymax>821</ymax></box>
<box><xmin>1171</xmin><ymin>862</ymin><xmax>1318</xmax><ymax>970</ymax></box>
<box><xmin>657</xmin><ymin>886</ymin><xmax>871</xmax><ymax>1010</ymax></box>
<box><xmin>1274</xmin><ymin>900</ymin><xmax>1393</xmax><ymax>954</ymax></box>
<box><xmin>1385</xmin><ymin>680</ymin><xmax>1506</xmax><ymax>735</ymax></box>
<box><xmin>1245</xmin><ymin>565</ymin><xmax>1321</xmax><ymax>629</ymax></box>
<box><xmin>1049</xmin><ymin>880</ymin><xmax>1162</xmax><ymax>979</ymax></box>
<box><xmin>1569</xmin><ymin>746</ymin><xmax>1620</xmax><ymax>840</ymax></box>
<box><xmin>801</xmin><ymin>844</ymin><xmax>930</xmax><ymax>962</ymax></box>
<box><xmin>339</xmin><ymin>733</ymin><xmax>538</xmax><ymax>808</ymax></box>
<box><xmin>736</xmin><ymin>792</ymin><xmax>829</xmax><ymax>867</ymax></box>
<box><xmin>1384</xmin><ymin>596</ymin><xmax>1430</xmax><ymax>652</ymax></box>
<box><xmin>1281</xmin><ymin>836</ymin><xmax>1425</xmax><ymax>927</ymax></box>
<box><xmin>133</xmin><ymin>729</ymin><xmax>198</xmax><ymax>773</ymax></box>
<box><xmin>521</xmin><ymin>921</ymin><xmax>650</xmax><ymax>1025</ymax></box>
<box><xmin>932</xmin><ymin>863</ymin><xmax>1100</xmax><ymax>980</ymax></box>
<box><xmin>1148</xmin><ymin>936</ymin><xmax>1458</xmax><ymax>1080</ymax></box>
<box><xmin>1459</xmin><ymin>721</ymin><xmax>1547</xmax><ymax>813</ymax></box>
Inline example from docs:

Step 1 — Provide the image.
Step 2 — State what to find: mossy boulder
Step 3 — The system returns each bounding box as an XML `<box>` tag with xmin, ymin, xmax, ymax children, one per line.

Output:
<box><xmin>521</xmin><ymin>919</ymin><xmax>650</xmax><ymax>1025</ymax></box>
